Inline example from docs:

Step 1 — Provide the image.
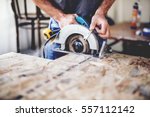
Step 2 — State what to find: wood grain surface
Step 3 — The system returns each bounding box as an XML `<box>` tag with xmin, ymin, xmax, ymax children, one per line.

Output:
<box><xmin>0</xmin><ymin>52</ymin><xmax>150</xmax><ymax>100</ymax></box>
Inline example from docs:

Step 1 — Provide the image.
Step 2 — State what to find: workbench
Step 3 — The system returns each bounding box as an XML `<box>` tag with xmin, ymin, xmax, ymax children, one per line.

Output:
<box><xmin>109</xmin><ymin>22</ymin><xmax>150</xmax><ymax>57</ymax></box>
<box><xmin>0</xmin><ymin>52</ymin><xmax>149</xmax><ymax>100</ymax></box>
<box><xmin>110</xmin><ymin>22</ymin><xmax>150</xmax><ymax>42</ymax></box>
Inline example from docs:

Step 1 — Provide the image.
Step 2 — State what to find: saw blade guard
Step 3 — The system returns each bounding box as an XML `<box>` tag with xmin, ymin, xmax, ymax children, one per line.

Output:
<box><xmin>54</xmin><ymin>24</ymin><xmax>100</xmax><ymax>53</ymax></box>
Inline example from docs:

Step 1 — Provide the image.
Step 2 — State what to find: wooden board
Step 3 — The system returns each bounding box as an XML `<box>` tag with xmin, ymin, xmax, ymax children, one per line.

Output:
<box><xmin>0</xmin><ymin>52</ymin><xmax>150</xmax><ymax>100</ymax></box>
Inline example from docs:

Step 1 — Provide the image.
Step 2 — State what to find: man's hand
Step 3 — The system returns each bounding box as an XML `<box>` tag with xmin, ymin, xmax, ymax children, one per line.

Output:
<box><xmin>90</xmin><ymin>0</ymin><xmax>115</xmax><ymax>39</ymax></box>
<box><xmin>90</xmin><ymin>14</ymin><xmax>110</xmax><ymax>38</ymax></box>
<box><xmin>57</xmin><ymin>14</ymin><xmax>77</xmax><ymax>28</ymax></box>
<box><xmin>32</xmin><ymin>0</ymin><xmax>77</xmax><ymax>28</ymax></box>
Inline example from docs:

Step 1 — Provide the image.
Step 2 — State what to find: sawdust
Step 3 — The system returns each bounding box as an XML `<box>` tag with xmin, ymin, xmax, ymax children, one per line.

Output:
<box><xmin>139</xmin><ymin>84</ymin><xmax>150</xmax><ymax>99</ymax></box>
<box><xmin>0</xmin><ymin>69</ymin><xmax>10</xmax><ymax>75</ymax></box>
<box><xmin>129</xmin><ymin>66</ymin><xmax>148</xmax><ymax>77</ymax></box>
<box><xmin>129</xmin><ymin>58</ymin><xmax>150</xmax><ymax>70</ymax></box>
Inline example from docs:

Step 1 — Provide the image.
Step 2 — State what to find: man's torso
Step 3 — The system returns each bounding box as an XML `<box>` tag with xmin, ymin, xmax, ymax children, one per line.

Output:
<box><xmin>51</xmin><ymin>0</ymin><xmax>103</xmax><ymax>23</ymax></box>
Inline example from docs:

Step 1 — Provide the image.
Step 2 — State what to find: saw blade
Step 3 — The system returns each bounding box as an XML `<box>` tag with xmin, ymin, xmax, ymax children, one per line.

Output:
<box><xmin>66</xmin><ymin>34</ymin><xmax>90</xmax><ymax>54</ymax></box>
<box><xmin>54</xmin><ymin>24</ymin><xmax>100</xmax><ymax>51</ymax></box>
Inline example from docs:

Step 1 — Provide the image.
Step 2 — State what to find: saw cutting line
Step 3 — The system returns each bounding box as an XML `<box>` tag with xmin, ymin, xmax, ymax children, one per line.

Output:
<box><xmin>55</xmin><ymin>56</ymin><xmax>92</xmax><ymax>77</ymax></box>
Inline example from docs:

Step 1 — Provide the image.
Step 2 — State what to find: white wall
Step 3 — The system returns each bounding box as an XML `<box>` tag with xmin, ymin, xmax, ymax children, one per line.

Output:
<box><xmin>108</xmin><ymin>0</ymin><xmax>150</xmax><ymax>23</ymax></box>
<box><xmin>0</xmin><ymin>0</ymin><xmax>17</xmax><ymax>54</ymax></box>
<box><xmin>0</xmin><ymin>0</ymin><xmax>37</xmax><ymax>55</ymax></box>
<box><xmin>0</xmin><ymin>0</ymin><xmax>150</xmax><ymax>55</ymax></box>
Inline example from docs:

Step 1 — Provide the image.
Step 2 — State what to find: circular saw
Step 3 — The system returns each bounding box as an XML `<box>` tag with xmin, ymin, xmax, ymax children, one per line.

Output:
<box><xmin>54</xmin><ymin>24</ymin><xmax>100</xmax><ymax>55</ymax></box>
<box><xmin>43</xmin><ymin>15</ymin><xmax>106</xmax><ymax>57</ymax></box>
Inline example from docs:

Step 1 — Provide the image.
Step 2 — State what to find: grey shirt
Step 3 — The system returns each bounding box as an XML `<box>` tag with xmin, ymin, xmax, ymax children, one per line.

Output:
<box><xmin>50</xmin><ymin>0</ymin><xmax>103</xmax><ymax>23</ymax></box>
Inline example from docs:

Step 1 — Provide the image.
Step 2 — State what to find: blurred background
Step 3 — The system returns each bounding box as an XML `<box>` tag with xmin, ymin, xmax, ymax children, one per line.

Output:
<box><xmin>0</xmin><ymin>0</ymin><xmax>150</xmax><ymax>56</ymax></box>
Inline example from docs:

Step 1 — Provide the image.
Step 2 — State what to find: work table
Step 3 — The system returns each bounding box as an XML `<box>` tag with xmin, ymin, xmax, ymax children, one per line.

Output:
<box><xmin>110</xmin><ymin>22</ymin><xmax>150</xmax><ymax>42</ymax></box>
<box><xmin>0</xmin><ymin>52</ymin><xmax>150</xmax><ymax>100</ymax></box>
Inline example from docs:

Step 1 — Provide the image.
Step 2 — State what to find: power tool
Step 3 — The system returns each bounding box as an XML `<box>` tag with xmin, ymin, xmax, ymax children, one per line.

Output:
<box><xmin>43</xmin><ymin>15</ymin><xmax>106</xmax><ymax>58</ymax></box>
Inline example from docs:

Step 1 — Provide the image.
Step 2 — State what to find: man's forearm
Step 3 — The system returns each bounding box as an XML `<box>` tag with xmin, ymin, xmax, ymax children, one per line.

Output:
<box><xmin>96</xmin><ymin>0</ymin><xmax>115</xmax><ymax>16</ymax></box>
<box><xmin>32</xmin><ymin>0</ymin><xmax>64</xmax><ymax>21</ymax></box>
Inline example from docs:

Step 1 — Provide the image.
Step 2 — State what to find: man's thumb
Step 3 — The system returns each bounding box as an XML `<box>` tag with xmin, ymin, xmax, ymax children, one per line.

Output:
<box><xmin>90</xmin><ymin>22</ymin><xmax>95</xmax><ymax>31</ymax></box>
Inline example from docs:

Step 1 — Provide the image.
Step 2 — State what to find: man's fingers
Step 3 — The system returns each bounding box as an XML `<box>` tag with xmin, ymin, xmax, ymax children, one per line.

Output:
<box><xmin>59</xmin><ymin>14</ymin><xmax>77</xmax><ymax>28</ymax></box>
<box><xmin>72</xmin><ymin>19</ymin><xmax>78</xmax><ymax>24</ymax></box>
<box><xmin>90</xmin><ymin>14</ymin><xmax>110</xmax><ymax>38</ymax></box>
<box><xmin>95</xmin><ymin>24</ymin><xmax>107</xmax><ymax>35</ymax></box>
<box><xmin>95</xmin><ymin>27</ymin><xmax>100</xmax><ymax>33</ymax></box>
<box><xmin>95</xmin><ymin>27</ymin><xmax>106</xmax><ymax>38</ymax></box>
<box><xmin>99</xmin><ymin>24</ymin><xmax>107</xmax><ymax>35</ymax></box>
<box><xmin>90</xmin><ymin>20</ymin><xmax>96</xmax><ymax>31</ymax></box>
<box><xmin>99</xmin><ymin>28</ymin><xmax>110</xmax><ymax>39</ymax></box>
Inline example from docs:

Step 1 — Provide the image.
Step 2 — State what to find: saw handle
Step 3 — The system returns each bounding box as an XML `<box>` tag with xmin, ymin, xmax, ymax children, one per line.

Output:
<box><xmin>75</xmin><ymin>16</ymin><xmax>89</xmax><ymax>28</ymax></box>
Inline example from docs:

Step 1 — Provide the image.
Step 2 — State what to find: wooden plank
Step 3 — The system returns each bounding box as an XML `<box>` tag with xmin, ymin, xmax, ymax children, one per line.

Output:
<box><xmin>0</xmin><ymin>52</ymin><xmax>150</xmax><ymax>100</ymax></box>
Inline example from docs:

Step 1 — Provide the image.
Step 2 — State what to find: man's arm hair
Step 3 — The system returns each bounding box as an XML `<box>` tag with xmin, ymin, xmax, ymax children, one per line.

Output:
<box><xmin>32</xmin><ymin>0</ymin><xmax>64</xmax><ymax>21</ymax></box>
<box><xmin>96</xmin><ymin>0</ymin><xmax>115</xmax><ymax>16</ymax></box>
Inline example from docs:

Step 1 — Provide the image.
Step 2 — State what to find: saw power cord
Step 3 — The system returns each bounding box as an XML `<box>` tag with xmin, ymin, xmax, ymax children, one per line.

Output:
<box><xmin>43</xmin><ymin>30</ymin><xmax>61</xmax><ymax>58</ymax></box>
